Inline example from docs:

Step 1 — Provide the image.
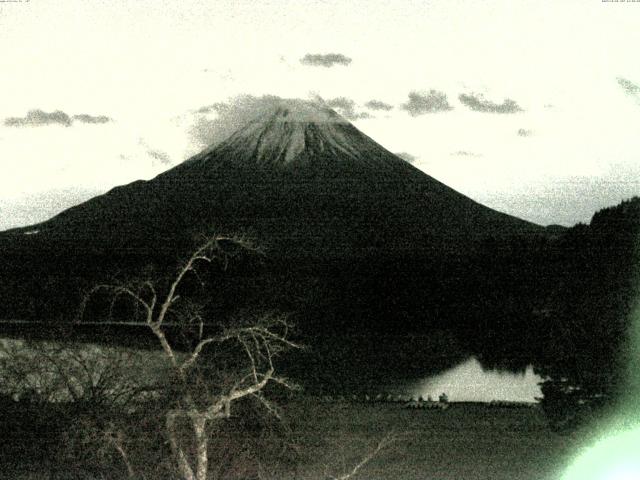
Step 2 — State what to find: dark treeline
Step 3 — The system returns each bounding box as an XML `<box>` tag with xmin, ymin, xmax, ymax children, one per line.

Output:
<box><xmin>532</xmin><ymin>198</ymin><xmax>640</xmax><ymax>428</ymax></box>
<box><xmin>457</xmin><ymin>197</ymin><xmax>639</xmax><ymax>428</ymax></box>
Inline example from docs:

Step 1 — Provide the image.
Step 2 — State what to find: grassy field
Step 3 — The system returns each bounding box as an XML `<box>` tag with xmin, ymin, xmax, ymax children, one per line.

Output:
<box><xmin>1</xmin><ymin>397</ymin><xmax>592</xmax><ymax>480</ymax></box>
<box><xmin>269</xmin><ymin>399</ymin><xmax>584</xmax><ymax>480</ymax></box>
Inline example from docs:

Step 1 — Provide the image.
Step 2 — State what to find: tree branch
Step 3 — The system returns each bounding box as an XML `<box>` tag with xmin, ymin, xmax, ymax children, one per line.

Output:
<box><xmin>328</xmin><ymin>432</ymin><xmax>398</xmax><ymax>480</ymax></box>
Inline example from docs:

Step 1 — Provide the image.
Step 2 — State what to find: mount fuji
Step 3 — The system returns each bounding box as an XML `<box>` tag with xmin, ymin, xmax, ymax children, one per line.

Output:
<box><xmin>2</xmin><ymin>99</ymin><xmax>542</xmax><ymax>259</ymax></box>
<box><xmin>0</xmin><ymin>99</ymin><xmax>556</xmax><ymax>383</ymax></box>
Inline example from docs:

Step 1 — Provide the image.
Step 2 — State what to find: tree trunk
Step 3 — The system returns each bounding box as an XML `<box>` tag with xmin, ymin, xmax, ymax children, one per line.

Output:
<box><xmin>167</xmin><ymin>411</ymin><xmax>196</xmax><ymax>480</ymax></box>
<box><xmin>193</xmin><ymin>414</ymin><xmax>209</xmax><ymax>480</ymax></box>
<box><xmin>113</xmin><ymin>439</ymin><xmax>136</xmax><ymax>480</ymax></box>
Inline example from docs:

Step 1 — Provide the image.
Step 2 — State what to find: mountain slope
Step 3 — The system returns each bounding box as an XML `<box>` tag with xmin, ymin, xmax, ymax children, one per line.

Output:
<box><xmin>2</xmin><ymin>99</ymin><xmax>542</xmax><ymax>259</ymax></box>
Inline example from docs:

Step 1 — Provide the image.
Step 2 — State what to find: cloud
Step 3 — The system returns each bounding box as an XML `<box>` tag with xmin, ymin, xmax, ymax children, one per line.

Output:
<box><xmin>323</xmin><ymin>97</ymin><xmax>371</xmax><ymax>120</ymax></box>
<box><xmin>136</xmin><ymin>138</ymin><xmax>173</xmax><ymax>166</ymax></box>
<box><xmin>517</xmin><ymin>128</ymin><xmax>533</xmax><ymax>137</ymax></box>
<box><xmin>191</xmin><ymin>94</ymin><xmax>288</xmax><ymax>147</ymax></box>
<box><xmin>300</xmin><ymin>53</ymin><xmax>352</xmax><ymax>67</ymax></box>
<box><xmin>196</xmin><ymin>102</ymin><xmax>229</xmax><ymax>114</ymax></box>
<box><xmin>451</xmin><ymin>151</ymin><xmax>482</xmax><ymax>158</ymax></box>
<box><xmin>395</xmin><ymin>152</ymin><xmax>417</xmax><ymax>163</ymax></box>
<box><xmin>72</xmin><ymin>114</ymin><xmax>112</xmax><ymax>124</ymax></box>
<box><xmin>4</xmin><ymin>109</ymin><xmax>112</xmax><ymax>127</ymax></box>
<box><xmin>191</xmin><ymin>94</ymin><xmax>376</xmax><ymax>148</ymax></box>
<box><xmin>147</xmin><ymin>149</ymin><xmax>172</xmax><ymax>165</ymax></box>
<box><xmin>458</xmin><ymin>93</ymin><xmax>523</xmax><ymax>113</ymax></box>
<box><xmin>617</xmin><ymin>77</ymin><xmax>640</xmax><ymax>97</ymax></box>
<box><xmin>4</xmin><ymin>109</ymin><xmax>72</xmax><ymax>127</ymax></box>
<box><xmin>401</xmin><ymin>90</ymin><xmax>453</xmax><ymax>116</ymax></box>
<box><xmin>365</xmin><ymin>100</ymin><xmax>393</xmax><ymax>111</ymax></box>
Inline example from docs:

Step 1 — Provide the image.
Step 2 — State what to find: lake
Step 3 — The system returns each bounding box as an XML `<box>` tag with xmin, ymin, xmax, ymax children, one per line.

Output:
<box><xmin>1</xmin><ymin>336</ymin><xmax>544</xmax><ymax>403</ymax></box>
<box><xmin>405</xmin><ymin>356</ymin><xmax>543</xmax><ymax>403</ymax></box>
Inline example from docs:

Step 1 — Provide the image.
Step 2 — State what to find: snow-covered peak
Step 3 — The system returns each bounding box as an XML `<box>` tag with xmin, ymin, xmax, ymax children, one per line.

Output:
<box><xmin>262</xmin><ymin>99</ymin><xmax>346</xmax><ymax>124</ymax></box>
<box><xmin>202</xmin><ymin>99</ymin><xmax>397</xmax><ymax>167</ymax></box>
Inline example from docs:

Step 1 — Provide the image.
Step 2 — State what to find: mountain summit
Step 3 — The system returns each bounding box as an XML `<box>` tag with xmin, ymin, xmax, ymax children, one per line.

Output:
<box><xmin>184</xmin><ymin>99</ymin><xmax>406</xmax><ymax>171</ymax></box>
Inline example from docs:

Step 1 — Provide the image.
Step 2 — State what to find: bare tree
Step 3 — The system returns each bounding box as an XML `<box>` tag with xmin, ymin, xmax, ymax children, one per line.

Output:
<box><xmin>79</xmin><ymin>235</ymin><xmax>301</xmax><ymax>480</ymax></box>
<box><xmin>0</xmin><ymin>235</ymin><xmax>400</xmax><ymax>479</ymax></box>
<box><xmin>0</xmin><ymin>339</ymin><xmax>151</xmax><ymax>406</ymax></box>
<box><xmin>0</xmin><ymin>338</ymin><xmax>167</xmax><ymax>479</ymax></box>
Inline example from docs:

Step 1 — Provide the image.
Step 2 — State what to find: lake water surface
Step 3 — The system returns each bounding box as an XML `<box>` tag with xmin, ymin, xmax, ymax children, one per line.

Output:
<box><xmin>406</xmin><ymin>356</ymin><xmax>543</xmax><ymax>403</ymax></box>
<box><xmin>1</xmin><ymin>337</ymin><xmax>544</xmax><ymax>403</ymax></box>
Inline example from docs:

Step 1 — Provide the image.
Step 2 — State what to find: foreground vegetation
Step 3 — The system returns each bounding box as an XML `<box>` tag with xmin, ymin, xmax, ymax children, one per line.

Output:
<box><xmin>0</xmin><ymin>395</ymin><xmax>584</xmax><ymax>480</ymax></box>
<box><xmin>278</xmin><ymin>399</ymin><xmax>585</xmax><ymax>480</ymax></box>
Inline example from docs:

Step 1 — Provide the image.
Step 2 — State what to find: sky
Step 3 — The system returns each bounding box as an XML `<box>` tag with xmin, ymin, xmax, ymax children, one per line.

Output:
<box><xmin>1</xmin><ymin>0</ymin><xmax>639</xmax><ymax>230</ymax></box>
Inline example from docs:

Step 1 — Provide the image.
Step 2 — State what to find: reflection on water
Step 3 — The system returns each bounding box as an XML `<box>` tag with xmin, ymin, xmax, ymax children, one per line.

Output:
<box><xmin>407</xmin><ymin>356</ymin><xmax>542</xmax><ymax>402</ymax></box>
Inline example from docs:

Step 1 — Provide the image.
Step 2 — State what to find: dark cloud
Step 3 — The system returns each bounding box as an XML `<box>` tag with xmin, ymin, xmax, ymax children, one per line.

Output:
<box><xmin>365</xmin><ymin>100</ymin><xmax>393</xmax><ymax>111</ymax></box>
<box><xmin>323</xmin><ymin>97</ymin><xmax>353</xmax><ymax>111</ymax></box>
<box><xmin>617</xmin><ymin>77</ymin><xmax>640</xmax><ymax>96</ymax></box>
<box><xmin>451</xmin><ymin>151</ymin><xmax>482</xmax><ymax>158</ymax></box>
<box><xmin>137</xmin><ymin>138</ymin><xmax>173</xmax><ymax>166</ymax></box>
<box><xmin>147</xmin><ymin>149</ymin><xmax>172</xmax><ymax>165</ymax></box>
<box><xmin>458</xmin><ymin>93</ymin><xmax>523</xmax><ymax>113</ymax></box>
<box><xmin>517</xmin><ymin>128</ymin><xmax>533</xmax><ymax>137</ymax></box>
<box><xmin>4</xmin><ymin>109</ymin><xmax>112</xmax><ymax>127</ymax></box>
<box><xmin>300</xmin><ymin>53</ymin><xmax>352</xmax><ymax>67</ymax></box>
<box><xmin>323</xmin><ymin>97</ymin><xmax>371</xmax><ymax>120</ymax></box>
<box><xmin>72</xmin><ymin>114</ymin><xmax>112</xmax><ymax>124</ymax></box>
<box><xmin>401</xmin><ymin>90</ymin><xmax>453</xmax><ymax>116</ymax></box>
<box><xmin>4</xmin><ymin>109</ymin><xmax>72</xmax><ymax>127</ymax></box>
<box><xmin>395</xmin><ymin>152</ymin><xmax>417</xmax><ymax>163</ymax></box>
